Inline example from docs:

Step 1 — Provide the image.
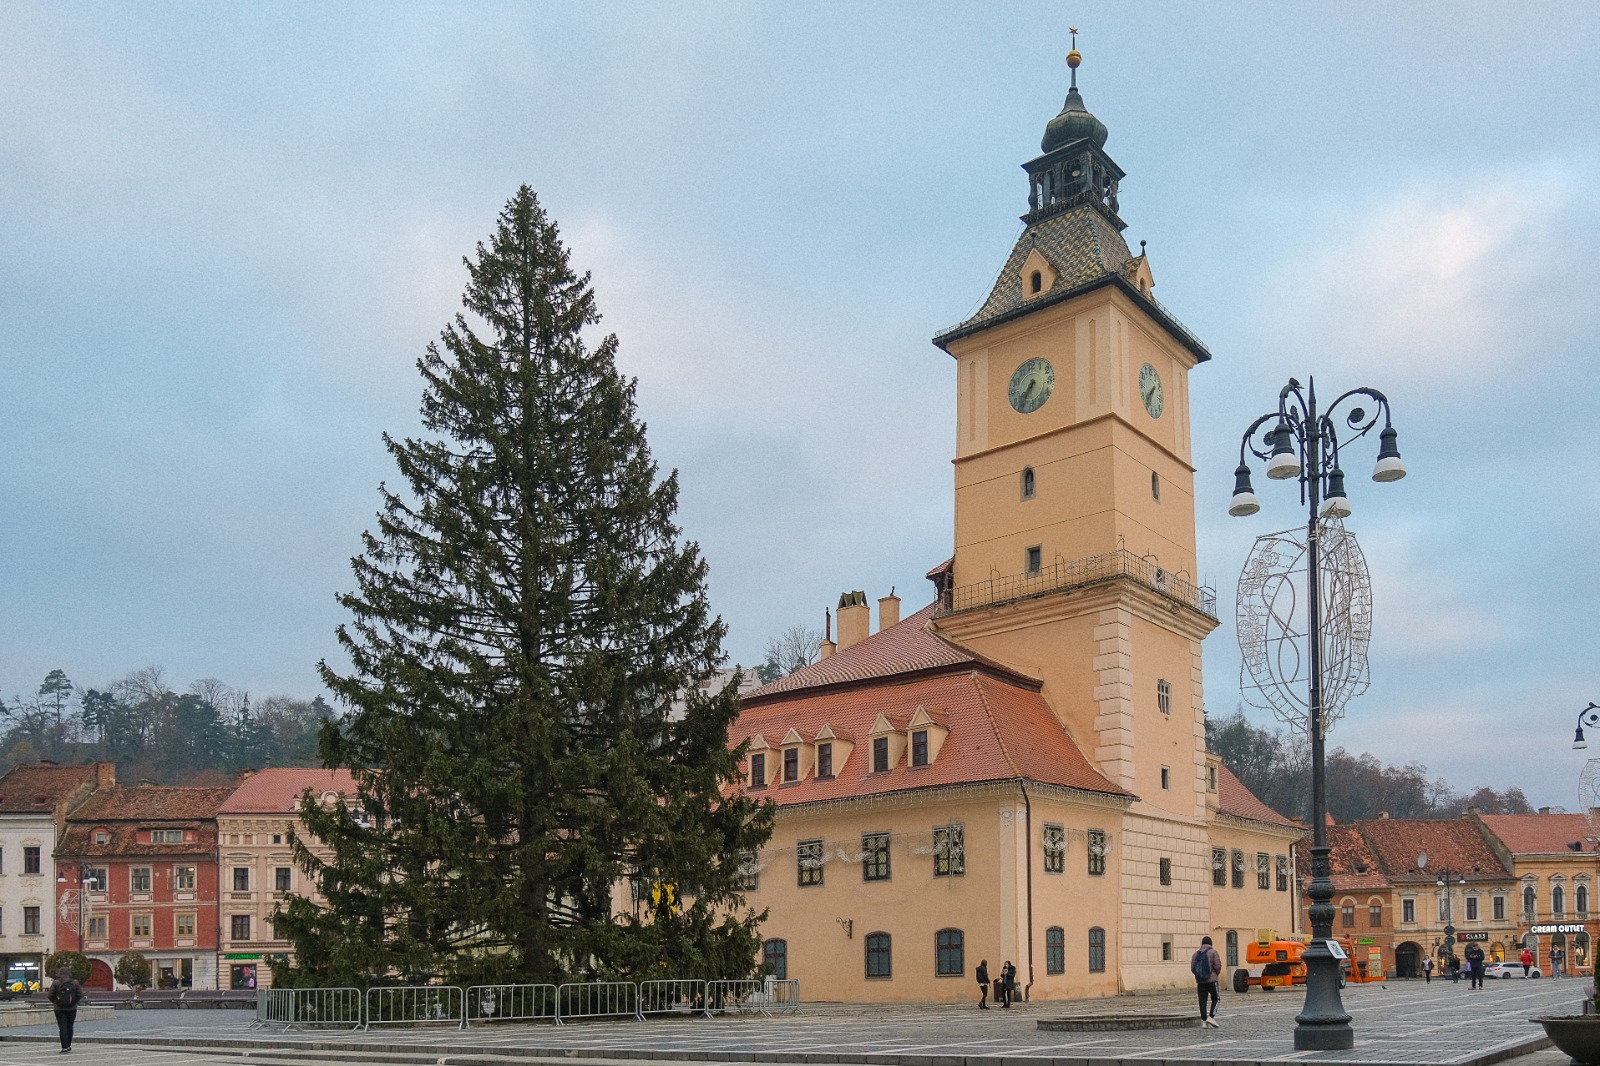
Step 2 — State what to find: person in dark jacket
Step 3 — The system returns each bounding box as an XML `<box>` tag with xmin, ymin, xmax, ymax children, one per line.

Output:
<box><xmin>1192</xmin><ymin>936</ymin><xmax>1223</xmax><ymax>1027</ymax></box>
<box><xmin>1000</xmin><ymin>960</ymin><xmax>1016</xmax><ymax>1007</ymax></box>
<box><xmin>976</xmin><ymin>959</ymin><xmax>990</xmax><ymax>1009</ymax></box>
<box><xmin>1465</xmin><ymin>943</ymin><xmax>1486</xmax><ymax>989</ymax></box>
<box><xmin>48</xmin><ymin>967</ymin><xmax>83</xmax><ymax>1052</ymax></box>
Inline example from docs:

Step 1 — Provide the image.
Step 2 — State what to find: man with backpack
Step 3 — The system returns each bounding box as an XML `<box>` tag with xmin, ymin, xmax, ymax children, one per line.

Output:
<box><xmin>48</xmin><ymin>966</ymin><xmax>83</xmax><ymax>1052</ymax></box>
<box><xmin>1191</xmin><ymin>935</ymin><xmax>1222</xmax><ymax>1027</ymax></box>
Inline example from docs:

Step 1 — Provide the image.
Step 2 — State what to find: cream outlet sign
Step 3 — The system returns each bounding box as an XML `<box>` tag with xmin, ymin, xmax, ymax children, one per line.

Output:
<box><xmin>1529</xmin><ymin>923</ymin><xmax>1587</xmax><ymax>935</ymax></box>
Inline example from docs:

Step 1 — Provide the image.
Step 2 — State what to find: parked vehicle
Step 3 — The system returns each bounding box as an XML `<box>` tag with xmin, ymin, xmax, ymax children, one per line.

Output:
<box><xmin>1485</xmin><ymin>960</ymin><xmax>1543</xmax><ymax>979</ymax></box>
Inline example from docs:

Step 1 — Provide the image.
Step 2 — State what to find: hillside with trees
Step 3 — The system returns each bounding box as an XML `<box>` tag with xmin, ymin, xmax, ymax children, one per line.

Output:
<box><xmin>0</xmin><ymin>666</ymin><xmax>332</xmax><ymax>784</ymax></box>
<box><xmin>1207</xmin><ymin>708</ymin><xmax>1532</xmax><ymax>824</ymax></box>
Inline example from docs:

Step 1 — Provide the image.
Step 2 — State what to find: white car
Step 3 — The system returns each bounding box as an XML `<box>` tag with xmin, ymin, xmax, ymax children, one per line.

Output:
<box><xmin>1484</xmin><ymin>960</ymin><xmax>1543</xmax><ymax>979</ymax></box>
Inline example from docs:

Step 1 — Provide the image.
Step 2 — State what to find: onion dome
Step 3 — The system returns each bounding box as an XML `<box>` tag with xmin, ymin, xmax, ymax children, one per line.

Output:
<box><xmin>1041</xmin><ymin>43</ymin><xmax>1108</xmax><ymax>152</ymax></box>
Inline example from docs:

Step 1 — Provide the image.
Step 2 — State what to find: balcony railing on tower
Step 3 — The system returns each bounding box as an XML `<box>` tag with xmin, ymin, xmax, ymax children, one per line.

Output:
<box><xmin>937</xmin><ymin>548</ymin><xmax>1217</xmax><ymax>619</ymax></box>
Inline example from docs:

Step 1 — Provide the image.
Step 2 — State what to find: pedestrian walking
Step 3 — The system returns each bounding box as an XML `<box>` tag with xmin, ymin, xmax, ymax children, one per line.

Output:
<box><xmin>1191</xmin><ymin>935</ymin><xmax>1222</xmax><ymax>1028</ymax></box>
<box><xmin>1447</xmin><ymin>952</ymin><xmax>1461</xmax><ymax>983</ymax></box>
<box><xmin>1000</xmin><ymin>960</ymin><xmax>1017</xmax><ymax>1007</ymax></box>
<box><xmin>1553</xmin><ymin>946</ymin><xmax>1565</xmax><ymax>979</ymax></box>
<box><xmin>1422</xmin><ymin>956</ymin><xmax>1433</xmax><ymax>983</ymax></box>
<box><xmin>1521</xmin><ymin>947</ymin><xmax>1534</xmax><ymax>977</ymax></box>
<box><xmin>976</xmin><ymin>960</ymin><xmax>990</xmax><ymax>1009</ymax></box>
<box><xmin>48</xmin><ymin>966</ymin><xmax>82</xmax><ymax>1053</ymax></box>
<box><xmin>1465</xmin><ymin>942</ymin><xmax>1486</xmax><ymax>989</ymax></box>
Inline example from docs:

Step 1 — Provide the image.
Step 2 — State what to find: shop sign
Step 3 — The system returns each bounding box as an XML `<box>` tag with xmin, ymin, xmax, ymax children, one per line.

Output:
<box><xmin>223</xmin><ymin>953</ymin><xmax>261</xmax><ymax>961</ymax></box>
<box><xmin>1529</xmin><ymin>923</ymin><xmax>1586</xmax><ymax>935</ymax></box>
<box><xmin>1456</xmin><ymin>932</ymin><xmax>1489</xmax><ymax>941</ymax></box>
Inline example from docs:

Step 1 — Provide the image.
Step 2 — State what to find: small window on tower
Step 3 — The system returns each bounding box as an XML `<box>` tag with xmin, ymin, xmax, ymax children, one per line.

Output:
<box><xmin>1160</xmin><ymin>766</ymin><xmax>1170</xmax><ymax>790</ymax></box>
<box><xmin>1026</xmin><ymin>546</ymin><xmax>1042</xmax><ymax>574</ymax></box>
<box><xmin>1021</xmin><ymin>467</ymin><xmax>1036</xmax><ymax>500</ymax></box>
<box><xmin>1152</xmin><ymin>471</ymin><xmax>1160</xmax><ymax>500</ymax></box>
<box><xmin>1031</xmin><ymin>271</ymin><xmax>1044</xmax><ymax>294</ymax></box>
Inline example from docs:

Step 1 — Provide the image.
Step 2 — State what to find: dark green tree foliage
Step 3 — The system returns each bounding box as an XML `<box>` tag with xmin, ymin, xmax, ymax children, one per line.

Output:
<box><xmin>277</xmin><ymin>187</ymin><xmax>772</xmax><ymax>988</ymax></box>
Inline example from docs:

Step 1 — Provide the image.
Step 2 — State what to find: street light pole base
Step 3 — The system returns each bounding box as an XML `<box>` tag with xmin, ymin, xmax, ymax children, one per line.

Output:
<box><xmin>1294</xmin><ymin>1024</ymin><xmax>1356</xmax><ymax>1051</ymax></box>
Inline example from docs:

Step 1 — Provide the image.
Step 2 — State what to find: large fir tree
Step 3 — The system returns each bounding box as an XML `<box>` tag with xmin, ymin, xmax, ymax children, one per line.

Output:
<box><xmin>276</xmin><ymin>187</ymin><xmax>772</xmax><ymax>986</ymax></box>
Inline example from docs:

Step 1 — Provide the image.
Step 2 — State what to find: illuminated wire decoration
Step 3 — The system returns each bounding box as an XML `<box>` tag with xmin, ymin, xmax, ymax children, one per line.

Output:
<box><xmin>1580</xmin><ymin>760</ymin><xmax>1600</xmax><ymax>815</ymax></box>
<box><xmin>1236</xmin><ymin>518</ymin><xmax>1372</xmax><ymax>736</ymax></box>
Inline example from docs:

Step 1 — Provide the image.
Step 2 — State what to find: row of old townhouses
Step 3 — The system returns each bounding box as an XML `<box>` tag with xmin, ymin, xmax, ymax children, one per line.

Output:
<box><xmin>1301</xmin><ymin>811</ymin><xmax>1600</xmax><ymax>979</ymax></box>
<box><xmin>0</xmin><ymin>762</ymin><xmax>353</xmax><ymax>991</ymax></box>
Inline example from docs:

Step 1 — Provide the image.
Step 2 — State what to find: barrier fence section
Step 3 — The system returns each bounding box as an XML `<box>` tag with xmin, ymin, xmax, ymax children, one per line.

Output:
<box><xmin>555</xmin><ymin>980</ymin><xmax>639</xmax><ymax>1025</ymax></box>
<box><xmin>252</xmin><ymin>987</ymin><xmax>364</xmax><ymax>1031</ymax></box>
<box><xmin>705</xmin><ymin>978</ymin><xmax>798</xmax><ymax>1017</ymax></box>
<box><xmin>363</xmin><ymin>984</ymin><xmax>465</xmax><ymax>1030</ymax></box>
<box><xmin>638</xmin><ymin>979</ymin><xmax>706</xmax><ymax>1017</ymax></box>
<box><xmin>465</xmin><ymin>983</ymin><xmax>557</xmax><ymax>1026</ymax></box>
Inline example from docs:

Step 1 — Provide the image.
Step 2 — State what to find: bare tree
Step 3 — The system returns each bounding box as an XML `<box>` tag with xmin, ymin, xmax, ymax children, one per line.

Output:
<box><xmin>757</xmin><ymin>624</ymin><xmax>822</xmax><ymax>684</ymax></box>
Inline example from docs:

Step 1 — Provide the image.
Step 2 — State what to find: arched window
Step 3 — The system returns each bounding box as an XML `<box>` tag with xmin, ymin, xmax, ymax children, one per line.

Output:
<box><xmin>1554</xmin><ymin>886</ymin><xmax>1566</xmax><ymax>916</ymax></box>
<box><xmin>1046</xmin><ymin>926</ymin><xmax>1065</xmax><ymax>974</ymax></box>
<box><xmin>865</xmin><ymin>932</ymin><xmax>892</xmax><ymax>979</ymax></box>
<box><xmin>1523</xmin><ymin>932</ymin><xmax>1540</xmax><ymax>961</ymax></box>
<box><xmin>1088</xmin><ymin>926</ymin><xmax>1106</xmax><ymax>973</ymax></box>
<box><xmin>1030</xmin><ymin>270</ymin><xmax>1043</xmax><ymax>294</ymax></box>
<box><xmin>935</xmin><ymin>928</ymin><xmax>964</xmax><ymax>976</ymax></box>
<box><xmin>1021</xmin><ymin>467</ymin><xmax>1036</xmax><ymax>500</ymax></box>
<box><xmin>1579</xmin><ymin>885</ymin><xmax>1589</xmax><ymax>915</ymax></box>
<box><xmin>763</xmin><ymin>938</ymin><xmax>788</xmax><ymax>980</ymax></box>
<box><xmin>1225</xmin><ymin>929</ymin><xmax>1239</xmax><ymax>968</ymax></box>
<box><xmin>1524</xmin><ymin>885</ymin><xmax>1537</xmax><ymax>918</ymax></box>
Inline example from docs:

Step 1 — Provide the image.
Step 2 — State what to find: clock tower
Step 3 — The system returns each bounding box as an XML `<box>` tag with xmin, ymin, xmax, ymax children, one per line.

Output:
<box><xmin>930</xmin><ymin>46</ymin><xmax>1217</xmax><ymax>822</ymax></box>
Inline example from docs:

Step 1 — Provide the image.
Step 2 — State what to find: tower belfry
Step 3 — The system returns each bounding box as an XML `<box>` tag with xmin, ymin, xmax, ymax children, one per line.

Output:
<box><xmin>1026</xmin><ymin>30</ymin><xmax>1125</xmax><ymax>229</ymax></box>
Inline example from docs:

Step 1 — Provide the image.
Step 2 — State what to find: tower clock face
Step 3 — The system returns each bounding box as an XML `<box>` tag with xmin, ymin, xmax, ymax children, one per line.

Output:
<box><xmin>1139</xmin><ymin>363</ymin><xmax>1164</xmax><ymax>419</ymax></box>
<box><xmin>1008</xmin><ymin>358</ymin><xmax>1055</xmax><ymax>414</ymax></box>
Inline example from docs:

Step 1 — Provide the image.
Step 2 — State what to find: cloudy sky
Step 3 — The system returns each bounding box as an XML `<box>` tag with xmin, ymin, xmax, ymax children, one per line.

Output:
<box><xmin>2</xmin><ymin>4</ymin><xmax>1596</xmax><ymax>805</ymax></box>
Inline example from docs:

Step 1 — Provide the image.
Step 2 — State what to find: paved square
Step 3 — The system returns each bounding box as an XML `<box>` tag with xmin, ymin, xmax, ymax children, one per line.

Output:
<box><xmin>0</xmin><ymin>979</ymin><xmax>1586</xmax><ymax>1065</ymax></box>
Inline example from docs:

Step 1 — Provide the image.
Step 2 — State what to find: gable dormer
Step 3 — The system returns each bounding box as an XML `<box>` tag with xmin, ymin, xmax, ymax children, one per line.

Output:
<box><xmin>779</xmin><ymin>727</ymin><xmax>814</xmax><ymax>784</ymax></box>
<box><xmin>745</xmin><ymin>734</ymin><xmax>776</xmax><ymax>790</ymax></box>
<box><xmin>813</xmin><ymin>725</ymin><xmax>853</xmax><ymax>779</ymax></box>
<box><xmin>1019</xmin><ymin>247</ymin><xmax>1058</xmax><ymax>301</ymax></box>
<box><xmin>906</xmin><ymin>705</ymin><xmax>950</xmax><ymax>768</ymax></box>
<box><xmin>867</xmin><ymin>714</ymin><xmax>907</xmax><ymax>773</ymax></box>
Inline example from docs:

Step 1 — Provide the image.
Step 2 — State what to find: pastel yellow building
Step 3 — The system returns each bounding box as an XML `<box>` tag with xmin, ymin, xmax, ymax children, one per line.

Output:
<box><xmin>728</xmin><ymin>53</ymin><xmax>1303</xmax><ymax>1001</ymax></box>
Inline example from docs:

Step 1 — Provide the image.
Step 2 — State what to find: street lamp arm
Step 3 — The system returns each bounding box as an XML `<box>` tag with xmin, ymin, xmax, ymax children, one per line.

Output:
<box><xmin>1320</xmin><ymin>387</ymin><xmax>1396</xmax><ymax>458</ymax></box>
<box><xmin>1239</xmin><ymin>411</ymin><xmax>1287</xmax><ymax>464</ymax></box>
<box><xmin>1573</xmin><ymin>702</ymin><xmax>1600</xmax><ymax>749</ymax></box>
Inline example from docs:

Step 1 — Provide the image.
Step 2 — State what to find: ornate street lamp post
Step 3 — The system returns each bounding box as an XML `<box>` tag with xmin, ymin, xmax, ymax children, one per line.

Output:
<box><xmin>1570</xmin><ymin>703</ymin><xmax>1600</xmax><ymax>749</ymax></box>
<box><xmin>1229</xmin><ymin>377</ymin><xmax>1405</xmax><ymax>1051</ymax></box>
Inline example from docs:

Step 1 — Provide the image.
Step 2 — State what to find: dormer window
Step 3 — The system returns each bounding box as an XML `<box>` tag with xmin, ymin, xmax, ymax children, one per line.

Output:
<box><xmin>911</xmin><ymin>730</ymin><xmax>929</xmax><ymax>768</ymax></box>
<box><xmin>782</xmin><ymin>748</ymin><xmax>799</xmax><ymax>783</ymax></box>
<box><xmin>817</xmin><ymin>742</ymin><xmax>834</xmax><ymax>779</ymax></box>
<box><xmin>750</xmin><ymin>753</ymin><xmax>767</xmax><ymax>789</ymax></box>
<box><xmin>1030</xmin><ymin>270</ymin><xmax>1043</xmax><ymax>294</ymax></box>
<box><xmin>1021</xmin><ymin>467</ymin><xmax>1036</xmax><ymax>500</ymax></box>
<box><xmin>93</xmin><ymin>830</ymin><xmax>109</xmax><ymax>845</ymax></box>
<box><xmin>150</xmin><ymin>829</ymin><xmax>184</xmax><ymax>844</ymax></box>
<box><xmin>872</xmin><ymin>736</ymin><xmax>890</xmax><ymax>772</ymax></box>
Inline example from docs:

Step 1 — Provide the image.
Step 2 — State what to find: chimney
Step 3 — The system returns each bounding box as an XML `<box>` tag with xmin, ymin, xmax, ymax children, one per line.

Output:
<box><xmin>96</xmin><ymin>762</ymin><xmax>116</xmax><ymax>789</ymax></box>
<box><xmin>819</xmin><ymin>607</ymin><xmax>836</xmax><ymax>660</ymax></box>
<box><xmin>836</xmin><ymin>591</ymin><xmax>870</xmax><ymax>652</ymax></box>
<box><xmin>1379</xmin><ymin>811</ymin><xmax>1390</xmax><ymax>819</ymax></box>
<box><xmin>878</xmin><ymin>588</ymin><xmax>901</xmax><ymax>631</ymax></box>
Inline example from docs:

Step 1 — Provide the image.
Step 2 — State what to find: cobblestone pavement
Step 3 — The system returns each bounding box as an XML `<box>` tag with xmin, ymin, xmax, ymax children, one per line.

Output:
<box><xmin>0</xmin><ymin>978</ymin><xmax>1587</xmax><ymax>1065</ymax></box>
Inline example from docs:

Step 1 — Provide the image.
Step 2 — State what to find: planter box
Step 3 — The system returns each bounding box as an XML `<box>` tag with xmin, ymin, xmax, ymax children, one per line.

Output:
<box><xmin>1535</xmin><ymin>1016</ymin><xmax>1600</xmax><ymax>1065</ymax></box>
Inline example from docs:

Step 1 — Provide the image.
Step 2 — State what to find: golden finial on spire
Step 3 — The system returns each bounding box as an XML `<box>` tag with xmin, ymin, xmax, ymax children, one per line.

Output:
<box><xmin>1066</xmin><ymin>26</ymin><xmax>1082</xmax><ymax>72</ymax></box>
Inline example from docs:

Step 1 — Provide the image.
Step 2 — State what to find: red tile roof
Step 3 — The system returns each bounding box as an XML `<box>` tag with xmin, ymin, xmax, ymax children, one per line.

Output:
<box><xmin>0</xmin><ymin>762</ymin><xmax>107</xmax><ymax>814</ymax></box>
<box><xmin>1355</xmin><ymin>817</ymin><xmax>1511</xmax><ymax>884</ymax></box>
<box><xmin>61</xmin><ymin>785</ymin><xmax>235</xmax><ymax>858</ymax></box>
<box><xmin>747</xmin><ymin>603</ymin><xmax>1028</xmax><ymax>701</ymax></box>
<box><xmin>733</xmin><ymin>668</ymin><xmax>1129</xmax><ymax>805</ymax></box>
<box><xmin>1214</xmin><ymin>766</ymin><xmax>1301</xmax><ymax>831</ymax></box>
<box><xmin>218</xmin><ymin>768</ymin><xmax>359</xmax><ymax>814</ymax></box>
<box><xmin>1477</xmin><ymin>813</ymin><xmax>1600</xmax><ymax>856</ymax></box>
<box><xmin>1294</xmin><ymin>823</ymin><xmax>1389</xmax><ymax>891</ymax></box>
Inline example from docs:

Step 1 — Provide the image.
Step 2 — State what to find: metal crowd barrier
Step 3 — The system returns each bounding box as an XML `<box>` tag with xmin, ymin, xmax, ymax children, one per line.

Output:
<box><xmin>638</xmin><ymin>978</ymin><xmax>705</xmax><ymax>1017</ymax></box>
<box><xmin>362</xmin><ymin>984</ymin><xmax>465</xmax><ymax>1030</ymax></box>
<box><xmin>465</xmin><ymin>983</ymin><xmax>557</xmax><ymax>1025</ymax></box>
<box><xmin>252</xmin><ymin>986</ymin><xmax>364</xmax><ymax>1031</ymax></box>
<box><xmin>254</xmin><ymin>978</ymin><xmax>795</xmax><ymax>1030</ymax></box>
<box><xmin>555</xmin><ymin>980</ymin><xmax>639</xmax><ymax>1025</ymax></box>
<box><xmin>705</xmin><ymin>978</ymin><xmax>797</xmax><ymax>1017</ymax></box>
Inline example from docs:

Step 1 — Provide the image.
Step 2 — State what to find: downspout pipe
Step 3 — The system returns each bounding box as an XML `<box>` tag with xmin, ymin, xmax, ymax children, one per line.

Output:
<box><xmin>1021</xmin><ymin>782</ymin><xmax>1035</xmax><ymax>1001</ymax></box>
